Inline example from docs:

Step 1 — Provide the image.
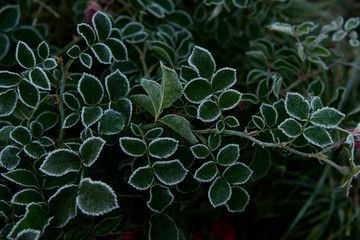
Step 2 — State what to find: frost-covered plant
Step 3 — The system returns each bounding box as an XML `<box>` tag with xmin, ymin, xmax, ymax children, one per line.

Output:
<box><xmin>1</xmin><ymin>1</ymin><xmax>360</xmax><ymax>239</ymax></box>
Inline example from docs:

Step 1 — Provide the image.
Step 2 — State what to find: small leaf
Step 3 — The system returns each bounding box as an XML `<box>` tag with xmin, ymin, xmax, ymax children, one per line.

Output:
<box><xmin>141</xmin><ymin>78</ymin><xmax>161</xmax><ymax>115</ymax></box>
<box><xmin>36</xmin><ymin>111</ymin><xmax>58</xmax><ymax>131</ymax></box>
<box><xmin>149</xmin><ymin>213</ymin><xmax>179</xmax><ymax>240</ymax></box>
<box><xmin>64</xmin><ymin>92</ymin><xmax>80</xmax><ymax>111</ymax></box>
<box><xmin>223</xmin><ymin>162</ymin><xmax>253</xmax><ymax>185</ymax></box>
<box><xmin>42</xmin><ymin>58</ymin><xmax>57</xmax><ymax>70</ymax></box>
<box><xmin>252</xmin><ymin>115</ymin><xmax>265</xmax><ymax>129</ymax></box>
<box><xmin>105</xmin><ymin>69</ymin><xmax>129</xmax><ymax>101</ymax></box>
<box><xmin>7</xmin><ymin>203</ymin><xmax>53</xmax><ymax>239</ymax></box>
<box><xmin>14</xmin><ymin>229</ymin><xmax>41</xmax><ymax>240</ymax></box>
<box><xmin>0</xmin><ymin>145</ymin><xmax>21</xmax><ymax>170</ymax></box>
<box><xmin>37</xmin><ymin>41</ymin><xmax>49</xmax><ymax>59</ymax></box>
<box><xmin>0</xmin><ymin>33</ymin><xmax>9</xmax><ymax>60</ymax></box>
<box><xmin>224</xmin><ymin>116</ymin><xmax>240</xmax><ymax>127</ymax></box>
<box><xmin>1</xmin><ymin>169</ymin><xmax>38</xmax><ymax>187</ymax></box>
<box><xmin>23</xmin><ymin>141</ymin><xmax>46</xmax><ymax>159</ymax></box>
<box><xmin>119</xmin><ymin>137</ymin><xmax>147</xmax><ymax>157</ymax></box>
<box><xmin>296</xmin><ymin>21</ymin><xmax>317</xmax><ymax>36</ymax></box>
<box><xmin>91</xmin><ymin>43</ymin><xmax>112</xmax><ymax>64</ymax></box>
<box><xmin>11</xmin><ymin>189</ymin><xmax>43</xmax><ymax>205</ymax></box>
<box><xmin>128</xmin><ymin>166</ymin><xmax>154</xmax><ymax>190</ymax></box>
<box><xmin>311</xmin><ymin>96</ymin><xmax>323</xmax><ymax>111</ymax></box>
<box><xmin>208</xmin><ymin>177</ymin><xmax>232</xmax><ymax>207</ymax></box>
<box><xmin>260</xmin><ymin>103</ymin><xmax>278</xmax><ymax>127</ymax></box>
<box><xmin>211</xmin><ymin>67</ymin><xmax>236</xmax><ymax>92</ymax></box>
<box><xmin>122</xmin><ymin>22</ymin><xmax>144</xmax><ymax>39</ymax></box>
<box><xmin>10</xmin><ymin>126</ymin><xmax>31</xmax><ymax>146</ymax></box>
<box><xmin>48</xmin><ymin>184</ymin><xmax>78</xmax><ymax>227</ymax></box>
<box><xmin>180</xmin><ymin>65</ymin><xmax>199</xmax><ymax>82</ymax></box>
<box><xmin>130</xmin><ymin>123</ymin><xmax>142</xmax><ymax>136</ymax></box>
<box><xmin>153</xmin><ymin>160</ymin><xmax>188</xmax><ymax>185</ymax></box>
<box><xmin>188</xmin><ymin>46</ymin><xmax>216</xmax><ymax>79</ymax></box>
<box><xmin>208</xmin><ymin>132</ymin><xmax>221</xmax><ymax>151</ymax></box>
<box><xmin>147</xmin><ymin>184</ymin><xmax>174</xmax><ymax>212</ymax></box>
<box><xmin>218</xmin><ymin>89</ymin><xmax>242</xmax><ymax>110</ymax></box>
<box><xmin>40</xmin><ymin>149</ymin><xmax>81</xmax><ymax>177</ymax></box>
<box><xmin>303</xmin><ymin>126</ymin><xmax>333</xmax><ymax>147</ymax></box>
<box><xmin>310</xmin><ymin>46</ymin><xmax>331</xmax><ymax>57</ymax></box>
<box><xmin>94</xmin><ymin>216</ymin><xmax>123</xmax><ymax>237</ymax></box>
<box><xmin>17</xmin><ymin>79</ymin><xmax>39</xmax><ymax>108</ymax></box>
<box><xmin>81</xmin><ymin>106</ymin><xmax>103</xmax><ymax>127</ymax></box>
<box><xmin>66</xmin><ymin>45</ymin><xmax>81</xmax><ymax>58</ymax></box>
<box><xmin>0</xmin><ymin>4</ymin><xmax>20</xmax><ymax>32</ymax></box>
<box><xmin>160</xmin><ymin>114</ymin><xmax>198</xmax><ymax>144</ymax></box>
<box><xmin>0</xmin><ymin>70</ymin><xmax>20</xmax><ymax>87</ymax></box>
<box><xmin>190</xmin><ymin>144</ymin><xmax>210</xmax><ymax>159</ymax></box>
<box><xmin>77</xmin><ymin>23</ymin><xmax>95</xmax><ymax>46</ymax></box>
<box><xmin>250</xmin><ymin>146</ymin><xmax>271</xmax><ymax>181</ymax></box>
<box><xmin>216</xmin><ymin>144</ymin><xmax>240</xmax><ymax>166</ymax></box>
<box><xmin>226</xmin><ymin>186</ymin><xmax>250</xmax><ymax>212</ymax></box>
<box><xmin>0</xmin><ymin>89</ymin><xmax>17</xmax><ymax>116</ymax></box>
<box><xmin>159</xmin><ymin>62</ymin><xmax>182</xmax><ymax>110</ymax></box>
<box><xmin>183</xmin><ymin>77</ymin><xmax>212</xmax><ymax>103</ymax></box>
<box><xmin>98</xmin><ymin>109</ymin><xmax>125</xmax><ymax>135</ymax></box>
<box><xmin>344</xmin><ymin>17</ymin><xmax>360</xmax><ymax>32</ymax></box>
<box><xmin>77</xmin><ymin>178</ymin><xmax>118</xmax><ymax>216</ymax></box>
<box><xmin>92</xmin><ymin>11</ymin><xmax>112</xmax><ymax>42</ymax></box>
<box><xmin>168</xmin><ymin>10</ymin><xmax>193</xmax><ymax>28</ymax></box>
<box><xmin>148</xmin><ymin>41</ymin><xmax>175</xmax><ymax>65</ymax></box>
<box><xmin>332</xmin><ymin>29</ymin><xmax>347</xmax><ymax>41</ymax></box>
<box><xmin>104</xmin><ymin>38</ymin><xmax>128</xmax><ymax>61</ymax></box>
<box><xmin>109</xmin><ymin>98</ymin><xmax>132</xmax><ymax>124</ymax></box>
<box><xmin>278</xmin><ymin>118</ymin><xmax>302</xmax><ymax>138</ymax></box>
<box><xmin>80</xmin><ymin>137</ymin><xmax>105</xmax><ymax>167</ymax></box>
<box><xmin>308</xmin><ymin>77</ymin><xmax>325</xmax><ymax>96</ymax></box>
<box><xmin>194</xmin><ymin>161</ymin><xmax>217</xmax><ymax>182</ymax></box>
<box><xmin>197</xmin><ymin>100</ymin><xmax>220</xmax><ymax>122</ymax></box>
<box><xmin>79</xmin><ymin>53</ymin><xmax>92</xmax><ymax>69</ymax></box>
<box><xmin>285</xmin><ymin>92</ymin><xmax>310</xmax><ymax>121</ymax></box>
<box><xmin>16</xmin><ymin>41</ymin><xmax>36</xmax><ymax>69</ymax></box>
<box><xmin>145</xmin><ymin>127</ymin><xmax>163</xmax><ymax>140</ymax></box>
<box><xmin>0</xmin><ymin>184</ymin><xmax>12</xmax><ymax>202</ymax></box>
<box><xmin>310</xmin><ymin>107</ymin><xmax>345</xmax><ymax>129</ymax></box>
<box><xmin>148</xmin><ymin>137</ymin><xmax>178</xmax><ymax>159</ymax></box>
<box><xmin>267</xmin><ymin>22</ymin><xmax>294</xmax><ymax>36</ymax></box>
<box><xmin>29</xmin><ymin>67</ymin><xmax>50</xmax><ymax>90</ymax></box>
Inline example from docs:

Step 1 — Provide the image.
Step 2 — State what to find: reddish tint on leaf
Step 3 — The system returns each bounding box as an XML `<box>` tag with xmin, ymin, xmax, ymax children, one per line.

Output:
<box><xmin>85</xmin><ymin>1</ymin><xmax>103</xmax><ymax>26</ymax></box>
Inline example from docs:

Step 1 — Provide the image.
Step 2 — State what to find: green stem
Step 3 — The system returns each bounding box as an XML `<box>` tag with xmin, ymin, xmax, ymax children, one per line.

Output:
<box><xmin>55</xmin><ymin>37</ymin><xmax>82</xmax><ymax>57</ymax></box>
<box><xmin>26</xmin><ymin>95</ymin><xmax>51</xmax><ymax>128</ymax></box>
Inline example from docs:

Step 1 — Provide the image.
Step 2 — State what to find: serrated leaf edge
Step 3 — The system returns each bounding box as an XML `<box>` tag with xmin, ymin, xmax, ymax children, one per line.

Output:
<box><xmin>16</xmin><ymin>41</ymin><xmax>36</xmax><ymax>69</ymax></box>
<box><xmin>190</xmin><ymin>144</ymin><xmax>210</xmax><ymax>159</ymax></box>
<box><xmin>91</xmin><ymin>43</ymin><xmax>112</xmax><ymax>64</ymax></box>
<box><xmin>278</xmin><ymin>118</ymin><xmax>302</xmax><ymax>138</ymax></box>
<box><xmin>80</xmin><ymin>106</ymin><xmax>103</xmax><ymax>128</ymax></box>
<box><xmin>194</xmin><ymin>161</ymin><xmax>218</xmax><ymax>182</ymax></box>
<box><xmin>216</xmin><ymin>144</ymin><xmax>240</xmax><ymax>166</ymax></box>
<box><xmin>39</xmin><ymin>149</ymin><xmax>80</xmax><ymax>177</ymax></box>
<box><xmin>310</xmin><ymin>106</ymin><xmax>345</xmax><ymax>129</ymax></box>
<box><xmin>223</xmin><ymin>162</ymin><xmax>253</xmax><ymax>185</ymax></box>
<box><xmin>225</xmin><ymin>186</ymin><xmax>250</xmax><ymax>213</ymax></box>
<box><xmin>153</xmin><ymin>159</ymin><xmax>188</xmax><ymax>186</ymax></box>
<box><xmin>11</xmin><ymin>189</ymin><xmax>43</xmax><ymax>206</ymax></box>
<box><xmin>148</xmin><ymin>137</ymin><xmax>179</xmax><ymax>159</ymax></box>
<box><xmin>146</xmin><ymin>184</ymin><xmax>174</xmax><ymax>213</ymax></box>
<box><xmin>10</xmin><ymin>126</ymin><xmax>31</xmax><ymax>146</ymax></box>
<box><xmin>119</xmin><ymin>136</ymin><xmax>147</xmax><ymax>157</ymax></box>
<box><xmin>211</xmin><ymin>67</ymin><xmax>237</xmax><ymax>92</ymax></box>
<box><xmin>128</xmin><ymin>166</ymin><xmax>153</xmax><ymax>190</ymax></box>
<box><xmin>197</xmin><ymin>100</ymin><xmax>221</xmax><ymax>122</ymax></box>
<box><xmin>208</xmin><ymin>177</ymin><xmax>232</xmax><ymax>207</ymax></box>
<box><xmin>80</xmin><ymin>136</ymin><xmax>105</xmax><ymax>167</ymax></box>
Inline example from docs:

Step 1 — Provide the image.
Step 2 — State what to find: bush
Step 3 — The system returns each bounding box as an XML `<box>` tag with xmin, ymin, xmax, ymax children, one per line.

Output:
<box><xmin>1</xmin><ymin>0</ymin><xmax>360</xmax><ymax>239</ymax></box>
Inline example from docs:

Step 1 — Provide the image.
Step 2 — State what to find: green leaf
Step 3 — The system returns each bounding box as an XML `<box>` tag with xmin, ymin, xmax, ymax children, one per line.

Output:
<box><xmin>153</xmin><ymin>160</ymin><xmax>188</xmax><ymax>185</ymax></box>
<box><xmin>105</xmin><ymin>69</ymin><xmax>129</xmax><ymax>101</ymax></box>
<box><xmin>94</xmin><ymin>216</ymin><xmax>123</xmax><ymax>237</ymax></box>
<box><xmin>188</xmin><ymin>46</ymin><xmax>216</xmax><ymax>79</ymax></box>
<box><xmin>48</xmin><ymin>184</ymin><xmax>78</xmax><ymax>227</ymax></box>
<box><xmin>119</xmin><ymin>137</ymin><xmax>147</xmax><ymax>157</ymax></box>
<box><xmin>92</xmin><ymin>11</ymin><xmax>112</xmax><ymax>42</ymax></box>
<box><xmin>149</xmin><ymin>213</ymin><xmax>179</xmax><ymax>240</ymax></box>
<box><xmin>0</xmin><ymin>4</ymin><xmax>20</xmax><ymax>32</ymax></box>
<box><xmin>128</xmin><ymin>166</ymin><xmax>154</xmax><ymax>190</ymax></box>
<box><xmin>66</xmin><ymin>45</ymin><xmax>81</xmax><ymax>58</ymax></box>
<box><xmin>252</xmin><ymin>115</ymin><xmax>265</xmax><ymax>129</ymax></box>
<box><xmin>183</xmin><ymin>77</ymin><xmax>212</xmax><ymax>103</ymax></box>
<box><xmin>223</xmin><ymin>162</ymin><xmax>253</xmax><ymax>185</ymax></box>
<box><xmin>197</xmin><ymin>100</ymin><xmax>220</xmax><ymax>122</ymax></box>
<box><xmin>0</xmin><ymin>145</ymin><xmax>21</xmax><ymax>170</ymax></box>
<box><xmin>278</xmin><ymin>118</ymin><xmax>302</xmax><ymax>138</ymax></box>
<box><xmin>16</xmin><ymin>41</ymin><xmax>36</xmax><ymax>69</ymax></box>
<box><xmin>0</xmin><ymin>184</ymin><xmax>12</xmax><ymax>202</ymax></box>
<box><xmin>308</xmin><ymin>77</ymin><xmax>325</xmax><ymax>96</ymax></box>
<box><xmin>79</xmin><ymin>53</ymin><xmax>92</xmax><ymax>69</ymax></box>
<box><xmin>218</xmin><ymin>89</ymin><xmax>242</xmax><ymax>110</ymax></box>
<box><xmin>344</xmin><ymin>17</ymin><xmax>359</xmax><ymax>31</ymax></box>
<box><xmin>40</xmin><ymin>149</ymin><xmax>81</xmax><ymax>177</ymax></box>
<box><xmin>109</xmin><ymin>98</ymin><xmax>132</xmax><ymax>124</ymax></box>
<box><xmin>267</xmin><ymin>22</ymin><xmax>294</xmax><ymax>36</ymax></box>
<box><xmin>14</xmin><ymin>229</ymin><xmax>41</xmax><ymax>240</ymax></box>
<box><xmin>29</xmin><ymin>67</ymin><xmax>50</xmax><ymax>90</ymax></box>
<box><xmin>141</xmin><ymin>79</ymin><xmax>161</xmax><ymax>115</ymax></box>
<box><xmin>168</xmin><ymin>10</ymin><xmax>193</xmax><ymax>28</ymax></box>
<box><xmin>204</xmin><ymin>0</ymin><xmax>224</xmax><ymax>5</ymax></box>
<box><xmin>81</xmin><ymin>106</ymin><xmax>103</xmax><ymax>127</ymax></box>
<box><xmin>242</xmin><ymin>93</ymin><xmax>259</xmax><ymax>104</ymax></box>
<box><xmin>77</xmin><ymin>23</ymin><xmax>96</xmax><ymax>46</ymax></box>
<box><xmin>303</xmin><ymin>126</ymin><xmax>333</xmax><ymax>147</ymax></box>
<box><xmin>0</xmin><ymin>33</ymin><xmax>9</xmax><ymax>60</ymax></box>
<box><xmin>208</xmin><ymin>177</ymin><xmax>232</xmax><ymax>207</ymax></box>
<box><xmin>190</xmin><ymin>144</ymin><xmax>210</xmax><ymax>159</ymax></box>
<box><xmin>296</xmin><ymin>21</ymin><xmax>317</xmax><ymax>36</ymax></box>
<box><xmin>250</xmin><ymin>146</ymin><xmax>271</xmax><ymax>181</ymax></box>
<box><xmin>77</xmin><ymin>178</ymin><xmax>118</xmax><ymax>216</ymax></box>
<box><xmin>194</xmin><ymin>161</ymin><xmax>218</xmax><ymax>182</ymax></box>
<box><xmin>148</xmin><ymin>41</ymin><xmax>175</xmax><ymax>65</ymax></box>
<box><xmin>159</xmin><ymin>62</ymin><xmax>182</xmax><ymax>109</ymax></box>
<box><xmin>1</xmin><ymin>169</ymin><xmax>38</xmax><ymax>187</ymax></box>
<box><xmin>98</xmin><ymin>109</ymin><xmax>125</xmax><ymax>135</ymax></box>
<box><xmin>63</xmin><ymin>113</ymin><xmax>80</xmax><ymax>128</ymax></box>
<box><xmin>180</xmin><ymin>65</ymin><xmax>199</xmax><ymax>82</ymax></box>
<box><xmin>37</xmin><ymin>41</ymin><xmax>49</xmax><ymax>59</ymax></box>
<box><xmin>130</xmin><ymin>123</ymin><xmax>142</xmax><ymax>136</ymax></box>
<box><xmin>285</xmin><ymin>92</ymin><xmax>310</xmax><ymax>121</ymax></box>
<box><xmin>91</xmin><ymin>43</ymin><xmax>112</xmax><ymax>64</ymax></box>
<box><xmin>160</xmin><ymin>114</ymin><xmax>198</xmax><ymax>144</ymax></box>
<box><xmin>311</xmin><ymin>96</ymin><xmax>323</xmax><ymax>111</ymax></box>
<box><xmin>147</xmin><ymin>184</ymin><xmax>174</xmax><ymax>212</ymax></box>
<box><xmin>36</xmin><ymin>111</ymin><xmax>58</xmax><ymax>131</ymax></box>
<box><xmin>23</xmin><ymin>141</ymin><xmax>46</xmax><ymax>159</ymax></box>
<box><xmin>208</xmin><ymin>132</ymin><xmax>221</xmax><ymax>151</ymax></box>
<box><xmin>310</xmin><ymin>107</ymin><xmax>345</xmax><ymax>129</ymax></box>
<box><xmin>39</xmin><ymin>136</ymin><xmax>54</xmax><ymax>147</ymax></box>
<box><xmin>148</xmin><ymin>137</ymin><xmax>178</xmax><ymax>159</ymax></box>
<box><xmin>226</xmin><ymin>186</ymin><xmax>250</xmax><ymax>212</ymax></box>
<box><xmin>211</xmin><ymin>67</ymin><xmax>236</xmax><ymax>92</ymax></box>
<box><xmin>224</xmin><ymin>116</ymin><xmax>240</xmax><ymax>128</ymax></box>
<box><xmin>64</xmin><ymin>92</ymin><xmax>80</xmax><ymax>111</ymax></box>
<box><xmin>0</xmin><ymin>89</ymin><xmax>17</xmax><ymax>116</ymax></box>
<box><xmin>332</xmin><ymin>29</ymin><xmax>347</xmax><ymax>41</ymax></box>
<box><xmin>145</xmin><ymin>127</ymin><xmax>163</xmax><ymax>140</ymax></box>
<box><xmin>17</xmin><ymin>79</ymin><xmax>39</xmax><ymax>108</ymax></box>
<box><xmin>260</xmin><ymin>103</ymin><xmax>278</xmax><ymax>127</ymax></box>
<box><xmin>310</xmin><ymin>46</ymin><xmax>331</xmax><ymax>57</ymax></box>
<box><xmin>10</xmin><ymin>126</ymin><xmax>31</xmax><ymax>146</ymax></box>
<box><xmin>104</xmin><ymin>38</ymin><xmax>128</xmax><ymax>61</ymax></box>
<box><xmin>7</xmin><ymin>203</ymin><xmax>53</xmax><ymax>239</ymax></box>
<box><xmin>0</xmin><ymin>70</ymin><xmax>20</xmax><ymax>87</ymax></box>
<box><xmin>131</xmin><ymin>94</ymin><xmax>155</xmax><ymax>116</ymax></box>
<box><xmin>11</xmin><ymin>189</ymin><xmax>43</xmax><ymax>205</ymax></box>
<box><xmin>216</xmin><ymin>144</ymin><xmax>240</xmax><ymax>166</ymax></box>
<box><xmin>122</xmin><ymin>22</ymin><xmax>144</xmax><ymax>39</ymax></box>
<box><xmin>80</xmin><ymin>137</ymin><xmax>105</xmax><ymax>167</ymax></box>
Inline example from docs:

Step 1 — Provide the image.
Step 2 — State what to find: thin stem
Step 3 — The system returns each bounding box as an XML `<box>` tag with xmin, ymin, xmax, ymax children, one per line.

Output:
<box><xmin>26</xmin><ymin>95</ymin><xmax>52</xmax><ymax>128</ymax></box>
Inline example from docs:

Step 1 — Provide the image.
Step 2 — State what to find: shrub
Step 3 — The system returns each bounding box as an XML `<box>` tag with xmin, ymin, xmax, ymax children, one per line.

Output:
<box><xmin>1</xmin><ymin>0</ymin><xmax>360</xmax><ymax>239</ymax></box>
